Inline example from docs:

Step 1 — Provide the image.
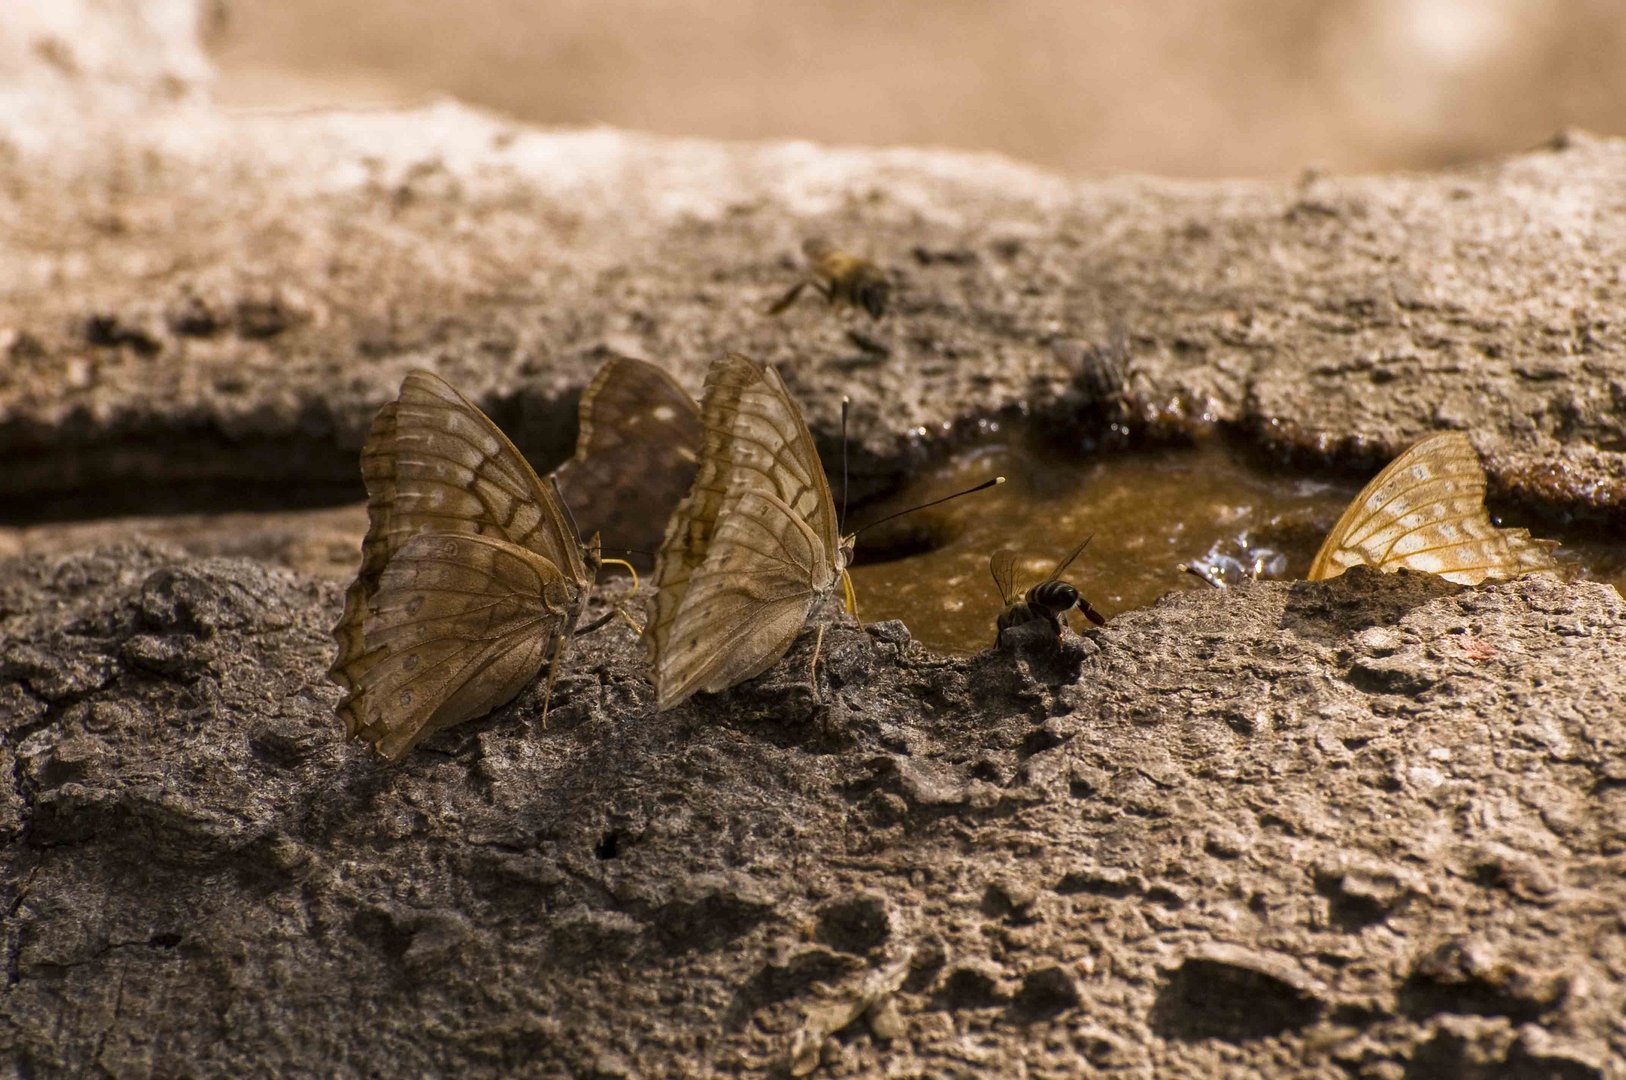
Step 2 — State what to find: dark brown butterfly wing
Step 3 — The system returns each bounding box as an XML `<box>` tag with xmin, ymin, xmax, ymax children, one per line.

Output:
<box><xmin>553</xmin><ymin>356</ymin><xmax>701</xmax><ymax>570</ymax></box>
<box><xmin>331</xmin><ymin>370</ymin><xmax>589</xmax><ymax>751</ymax></box>
<box><xmin>354</xmin><ymin>533</ymin><xmax>573</xmax><ymax>761</ymax></box>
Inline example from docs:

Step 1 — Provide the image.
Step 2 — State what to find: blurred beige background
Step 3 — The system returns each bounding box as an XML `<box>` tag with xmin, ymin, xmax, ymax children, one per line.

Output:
<box><xmin>209</xmin><ymin>0</ymin><xmax>1626</xmax><ymax>178</ymax></box>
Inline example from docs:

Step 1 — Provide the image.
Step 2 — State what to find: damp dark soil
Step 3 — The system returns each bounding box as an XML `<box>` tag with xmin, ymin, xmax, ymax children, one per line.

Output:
<box><xmin>4</xmin><ymin>545</ymin><xmax>1624</xmax><ymax>1077</ymax></box>
<box><xmin>4</xmin><ymin>90</ymin><xmax>1626</xmax><ymax>1076</ymax></box>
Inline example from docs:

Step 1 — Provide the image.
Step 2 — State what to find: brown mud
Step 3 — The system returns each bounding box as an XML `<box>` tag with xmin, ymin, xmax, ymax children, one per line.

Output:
<box><xmin>4</xmin><ymin>545</ymin><xmax>1623</xmax><ymax>1076</ymax></box>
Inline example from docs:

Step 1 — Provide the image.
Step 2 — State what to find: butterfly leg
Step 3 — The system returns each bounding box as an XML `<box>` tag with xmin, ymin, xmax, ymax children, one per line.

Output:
<box><xmin>808</xmin><ymin>621</ymin><xmax>827</xmax><ymax>699</ymax></box>
<box><xmin>840</xmin><ymin>568</ymin><xmax>858</xmax><ymax>617</ymax></box>
<box><xmin>578</xmin><ymin>605</ymin><xmax>645</xmax><ymax>637</ymax></box>
<box><xmin>537</xmin><ymin>629</ymin><xmax>569</xmax><ymax>729</ymax></box>
<box><xmin>594</xmin><ymin>559</ymin><xmax>647</xmax><ymax>635</ymax></box>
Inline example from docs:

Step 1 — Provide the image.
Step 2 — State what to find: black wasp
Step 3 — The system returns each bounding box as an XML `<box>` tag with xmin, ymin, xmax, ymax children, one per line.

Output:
<box><xmin>990</xmin><ymin>535</ymin><xmax>1107</xmax><ymax>647</ymax></box>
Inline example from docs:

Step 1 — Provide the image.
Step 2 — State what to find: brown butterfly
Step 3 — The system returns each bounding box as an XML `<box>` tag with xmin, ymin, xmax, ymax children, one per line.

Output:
<box><xmin>768</xmin><ymin>238</ymin><xmax>891</xmax><ymax>320</ymax></box>
<box><xmin>1308</xmin><ymin>431</ymin><xmax>1559</xmax><ymax>585</ymax></box>
<box><xmin>644</xmin><ymin>353</ymin><xmax>855</xmax><ymax>711</ymax></box>
<box><xmin>329</xmin><ymin>371</ymin><xmax>592</xmax><ymax>761</ymax></box>
<box><xmin>552</xmin><ymin>356</ymin><xmax>701</xmax><ymax>572</ymax></box>
<box><xmin>990</xmin><ymin>536</ymin><xmax>1107</xmax><ymax>647</ymax></box>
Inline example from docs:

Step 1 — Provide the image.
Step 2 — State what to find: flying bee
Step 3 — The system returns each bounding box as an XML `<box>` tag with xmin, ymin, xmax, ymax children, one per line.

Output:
<box><xmin>768</xmin><ymin>238</ymin><xmax>891</xmax><ymax>320</ymax></box>
<box><xmin>990</xmin><ymin>535</ymin><xmax>1107</xmax><ymax>648</ymax></box>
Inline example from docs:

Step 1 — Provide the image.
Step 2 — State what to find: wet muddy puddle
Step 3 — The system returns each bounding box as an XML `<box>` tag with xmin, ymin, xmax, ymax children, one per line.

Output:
<box><xmin>849</xmin><ymin>435</ymin><xmax>1626</xmax><ymax>654</ymax></box>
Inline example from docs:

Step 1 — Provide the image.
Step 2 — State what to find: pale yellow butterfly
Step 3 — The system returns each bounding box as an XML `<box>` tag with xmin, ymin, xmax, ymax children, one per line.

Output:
<box><xmin>1307</xmin><ymin>431</ymin><xmax>1559</xmax><ymax>585</ymax></box>
<box><xmin>644</xmin><ymin>353</ymin><xmax>855</xmax><ymax>712</ymax></box>
<box><xmin>329</xmin><ymin>370</ymin><xmax>591</xmax><ymax>761</ymax></box>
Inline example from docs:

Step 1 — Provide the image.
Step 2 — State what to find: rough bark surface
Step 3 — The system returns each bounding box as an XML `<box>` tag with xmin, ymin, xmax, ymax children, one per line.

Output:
<box><xmin>2</xmin><ymin>546</ymin><xmax>1623</xmax><ymax>1077</ymax></box>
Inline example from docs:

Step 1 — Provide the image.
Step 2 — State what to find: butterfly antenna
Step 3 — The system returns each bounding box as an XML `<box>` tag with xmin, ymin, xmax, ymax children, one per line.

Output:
<box><xmin>598</xmin><ymin>558</ymin><xmax>641</xmax><ymax>594</ymax></box>
<box><xmin>851</xmin><ymin>476</ymin><xmax>1005</xmax><ymax>540</ymax></box>
<box><xmin>550</xmin><ymin>477</ymin><xmax>586</xmax><ymax>546</ymax></box>
<box><xmin>840</xmin><ymin>396</ymin><xmax>851</xmax><ymax>534</ymax></box>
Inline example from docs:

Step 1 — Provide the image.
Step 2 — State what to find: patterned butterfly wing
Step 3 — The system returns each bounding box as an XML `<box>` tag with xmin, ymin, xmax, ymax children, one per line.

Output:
<box><xmin>330</xmin><ymin>370</ymin><xmax>589</xmax><ymax>752</ymax></box>
<box><xmin>657</xmin><ymin>488</ymin><xmax>836</xmax><ymax>704</ymax></box>
<box><xmin>646</xmin><ymin>354</ymin><xmax>842</xmax><ymax>710</ymax></box>
<box><xmin>1307</xmin><ymin>432</ymin><xmax>1559</xmax><ymax>585</ymax></box>
<box><xmin>553</xmin><ymin>356</ymin><xmax>701</xmax><ymax>569</ymax></box>
<box><xmin>352</xmin><ymin>533</ymin><xmax>575</xmax><ymax>762</ymax></box>
<box><xmin>330</xmin><ymin>397</ymin><xmax>401</xmax><ymax>715</ymax></box>
<box><xmin>379</xmin><ymin>371</ymin><xmax>586</xmax><ymax>581</ymax></box>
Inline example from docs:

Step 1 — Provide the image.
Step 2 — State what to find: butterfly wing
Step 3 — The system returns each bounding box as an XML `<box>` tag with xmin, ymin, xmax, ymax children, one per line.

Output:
<box><xmin>331</xmin><ymin>370</ymin><xmax>589</xmax><ymax>743</ymax></box>
<box><xmin>655</xmin><ymin>488</ymin><xmax>834</xmax><ymax>708</ymax></box>
<box><xmin>733</xmin><ymin>359</ymin><xmax>841</xmax><ymax>561</ymax></box>
<box><xmin>330</xmin><ymin>397</ymin><xmax>402</xmax><ymax>723</ymax></box>
<box><xmin>1308</xmin><ymin>432</ymin><xmax>1559</xmax><ymax>585</ymax></box>
<box><xmin>352</xmin><ymin>533</ymin><xmax>575</xmax><ymax>762</ymax></box>
<box><xmin>553</xmin><ymin>356</ymin><xmax>701</xmax><ymax>568</ymax></box>
<box><xmin>646</xmin><ymin>354</ymin><xmax>841</xmax><ymax>709</ymax></box>
<box><xmin>383</xmin><ymin>371</ymin><xmax>586</xmax><ymax>581</ymax></box>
